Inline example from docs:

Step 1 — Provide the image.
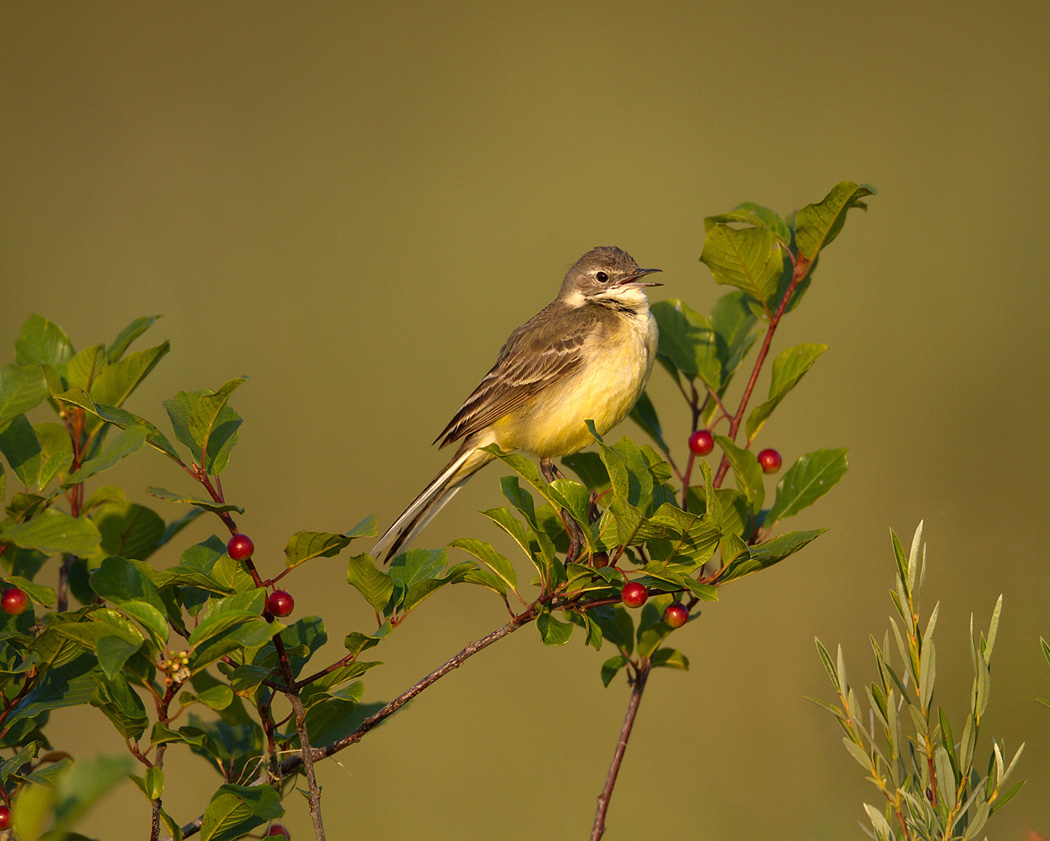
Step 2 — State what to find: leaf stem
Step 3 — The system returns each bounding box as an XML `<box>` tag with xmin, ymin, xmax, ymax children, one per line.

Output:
<box><xmin>713</xmin><ymin>256</ymin><xmax>811</xmax><ymax>488</ymax></box>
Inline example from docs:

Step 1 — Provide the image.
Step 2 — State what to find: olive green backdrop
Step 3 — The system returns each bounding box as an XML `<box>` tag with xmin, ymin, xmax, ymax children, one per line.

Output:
<box><xmin>2</xmin><ymin>2</ymin><xmax>1049</xmax><ymax>839</ymax></box>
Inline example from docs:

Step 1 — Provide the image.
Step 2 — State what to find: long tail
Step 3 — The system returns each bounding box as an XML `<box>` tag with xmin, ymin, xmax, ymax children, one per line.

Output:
<box><xmin>372</xmin><ymin>444</ymin><xmax>495</xmax><ymax>565</ymax></box>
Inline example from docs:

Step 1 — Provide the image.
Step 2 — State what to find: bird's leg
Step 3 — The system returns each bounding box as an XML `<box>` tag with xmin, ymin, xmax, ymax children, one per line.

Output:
<box><xmin>541</xmin><ymin>457</ymin><xmax>584</xmax><ymax>563</ymax></box>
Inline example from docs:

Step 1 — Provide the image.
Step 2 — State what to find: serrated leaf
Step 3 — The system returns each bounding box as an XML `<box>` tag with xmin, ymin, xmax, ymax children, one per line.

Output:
<box><xmin>794</xmin><ymin>181</ymin><xmax>875</xmax><ymax>260</ymax></box>
<box><xmin>745</xmin><ymin>343</ymin><xmax>827</xmax><ymax>442</ymax></box>
<box><xmin>766</xmin><ymin>448</ymin><xmax>848</xmax><ymax>524</ymax></box>
<box><xmin>701</xmin><ymin>224</ymin><xmax>785</xmax><ymax>303</ymax></box>
<box><xmin>560</xmin><ymin>451</ymin><xmax>610</xmax><ymax>493</ymax></box>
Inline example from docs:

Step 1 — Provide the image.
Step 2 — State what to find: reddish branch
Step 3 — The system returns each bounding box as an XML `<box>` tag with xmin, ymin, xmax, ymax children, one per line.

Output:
<box><xmin>591</xmin><ymin>660</ymin><xmax>651</xmax><ymax>841</ymax></box>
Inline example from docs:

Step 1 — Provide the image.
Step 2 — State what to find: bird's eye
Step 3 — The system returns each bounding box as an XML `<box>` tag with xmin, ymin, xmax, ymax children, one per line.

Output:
<box><xmin>596</xmin><ymin>271</ymin><xmax>609</xmax><ymax>282</ymax></box>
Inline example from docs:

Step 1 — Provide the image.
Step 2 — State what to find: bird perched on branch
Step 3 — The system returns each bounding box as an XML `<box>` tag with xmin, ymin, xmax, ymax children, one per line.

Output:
<box><xmin>372</xmin><ymin>246</ymin><xmax>661</xmax><ymax>564</ymax></box>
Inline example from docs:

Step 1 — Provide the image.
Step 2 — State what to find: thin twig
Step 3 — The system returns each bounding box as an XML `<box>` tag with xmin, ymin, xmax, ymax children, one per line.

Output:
<box><xmin>591</xmin><ymin>660</ymin><xmax>651</xmax><ymax>841</ymax></box>
<box><xmin>272</xmin><ymin>633</ymin><xmax>326</xmax><ymax>840</ymax></box>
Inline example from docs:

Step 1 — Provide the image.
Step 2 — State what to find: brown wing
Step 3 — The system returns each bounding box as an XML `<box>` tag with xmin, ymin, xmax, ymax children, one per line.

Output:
<box><xmin>434</xmin><ymin>302</ymin><xmax>586</xmax><ymax>447</ymax></box>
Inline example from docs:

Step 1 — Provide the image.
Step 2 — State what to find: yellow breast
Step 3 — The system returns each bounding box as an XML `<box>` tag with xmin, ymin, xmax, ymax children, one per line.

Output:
<box><xmin>492</xmin><ymin>310</ymin><xmax>657</xmax><ymax>458</ymax></box>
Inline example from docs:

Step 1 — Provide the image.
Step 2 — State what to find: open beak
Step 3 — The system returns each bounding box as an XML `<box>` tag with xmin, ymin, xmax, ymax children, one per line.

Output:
<box><xmin>619</xmin><ymin>267</ymin><xmax>663</xmax><ymax>287</ymax></box>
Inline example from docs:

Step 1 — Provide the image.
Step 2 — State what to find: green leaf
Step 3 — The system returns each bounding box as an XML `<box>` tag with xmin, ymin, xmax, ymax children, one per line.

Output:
<box><xmin>92</xmin><ymin>672</ymin><xmax>150</xmax><ymax>739</ymax></box>
<box><xmin>5</xmin><ymin>654</ymin><xmax>101</xmax><ymax>731</ymax></box>
<box><xmin>284</xmin><ymin>530</ymin><xmax>353</xmax><ymax>568</ymax></box>
<box><xmin>706</xmin><ymin>203</ymin><xmax>791</xmax><ymax>244</ymax></box>
<box><xmin>117</xmin><ymin>600</ymin><xmax>170</xmax><ymax>645</ymax></box>
<box><xmin>0</xmin><ymin>413</ymin><xmax>43</xmax><ymax>488</ymax></box>
<box><xmin>537</xmin><ymin>610</ymin><xmax>573</xmax><ymax>646</ymax></box>
<box><xmin>66</xmin><ymin>344</ymin><xmax>107</xmax><ymax>393</ymax></box>
<box><xmin>200</xmin><ymin>784</ymin><xmax>283</xmax><ymax>841</ymax></box>
<box><xmin>650</xmin><ymin>299</ymin><xmax>721</xmax><ymax>389</ymax></box>
<box><xmin>145</xmin><ymin>765</ymin><xmax>164</xmax><ymax>801</ymax></box>
<box><xmin>628</xmin><ymin>390</ymin><xmax>670</xmax><ymax>454</ymax></box>
<box><xmin>0</xmin><ymin>508</ymin><xmax>101</xmax><ymax>556</ymax></box>
<box><xmin>15</xmin><ymin>314</ymin><xmax>74</xmax><ymax>368</ymax></box>
<box><xmin>745</xmin><ymin>343</ymin><xmax>827</xmax><ymax>442</ymax></box>
<box><xmin>88</xmin><ymin>497</ymin><xmax>166</xmax><ymax>563</ymax></box>
<box><xmin>794</xmin><ymin>181</ymin><xmax>875</xmax><ymax>260</ymax></box>
<box><xmin>601</xmin><ymin>654</ymin><xmax>629</xmax><ymax>687</ymax></box>
<box><xmin>719</xmin><ymin>529</ymin><xmax>827</xmax><ymax>582</ymax></box>
<box><xmin>163</xmin><ymin>378</ymin><xmax>246</xmax><ymax>475</ymax></box>
<box><xmin>90</xmin><ymin>556</ymin><xmax>166</xmax><ymax>613</ymax></box>
<box><xmin>96</xmin><ymin>635</ymin><xmax>143</xmax><ymax>680</ymax></box>
<box><xmin>651</xmin><ymin>647</ymin><xmax>690</xmax><ymax>670</ymax></box>
<box><xmin>560</xmin><ymin>451</ymin><xmax>610</xmax><ymax>493</ymax></box>
<box><xmin>0</xmin><ymin>364</ymin><xmax>48</xmax><ymax>431</ymax></box>
<box><xmin>182</xmin><ymin>685</ymin><xmax>235</xmax><ymax>711</ymax></box>
<box><xmin>709</xmin><ymin>291</ymin><xmax>760</xmax><ymax>388</ymax></box>
<box><xmin>64</xmin><ymin>424</ymin><xmax>148</xmax><ymax>486</ymax></box>
<box><xmin>14</xmin><ymin>753</ymin><xmax>134</xmax><ymax>839</ymax></box>
<box><xmin>54</xmin><ymin>389</ymin><xmax>182</xmax><ymax>463</ymax></box>
<box><xmin>449</xmin><ymin>538</ymin><xmax>518</xmax><ymax>592</ymax></box>
<box><xmin>90</xmin><ymin>342</ymin><xmax>170</xmax><ymax>410</ymax></box>
<box><xmin>701</xmin><ymin>224</ymin><xmax>785</xmax><ymax>304</ymax></box>
<box><xmin>344</xmin><ymin>629</ymin><xmax>386</xmax><ymax>658</ymax></box>
<box><xmin>347</xmin><ymin>552</ymin><xmax>396</xmax><ymax>612</ymax></box>
<box><xmin>34</xmin><ymin>422</ymin><xmax>73</xmax><ymax>488</ymax></box>
<box><xmin>107</xmin><ymin>315</ymin><xmax>160</xmax><ymax>363</ymax></box>
<box><xmin>766</xmin><ymin>448</ymin><xmax>848</xmax><ymax>524</ymax></box>
<box><xmin>714</xmin><ymin>435</ymin><xmax>764</xmax><ymax>513</ymax></box>
<box><xmin>147</xmin><ymin>486</ymin><xmax>244</xmax><ymax>515</ymax></box>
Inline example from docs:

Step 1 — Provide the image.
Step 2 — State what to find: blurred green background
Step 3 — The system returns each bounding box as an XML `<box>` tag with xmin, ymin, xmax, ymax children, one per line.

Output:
<box><xmin>2</xmin><ymin>2</ymin><xmax>1049</xmax><ymax>838</ymax></box>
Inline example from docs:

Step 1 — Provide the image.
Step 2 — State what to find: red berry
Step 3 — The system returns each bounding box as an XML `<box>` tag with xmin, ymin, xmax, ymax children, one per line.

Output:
<box><xmin>266</xmin><ymin>590</ymin><xmax>295</xmax><ymax>617</ymax></box>
<box><xmin>663</xmin><ymin>602</ymin><xmax>689</xmax><ymax>628</ymax></box>
<box><xmin>267</xmin><ymin>825</ymin><xmax>290</xmax><ymax>838</ymax></box>
<box><xmin>227</xmin><ymin>533</ymin><xmax>255</xmax><ymax>561</ymax></box>
<box><xmin>621</xmin><ymin>582</ymin><xmax>648</xmax><ymax>608</ymax></box>
<box><xmin>0</xmin><ymin>804</ymin><xmax>11</xmax><ymax>829</ymax></box>
<box><xmin>757</xmin><ymin>448</ymin><xmax>782</xmax><ymax>474</ymax></box>
<box><xmin>688</xmin><ymin>430</ymin><xmax>714</xmax><ymax>456</ymax></box>
<box><xmin>1</xmin><ymin>587</ymin><xmax>28</xmax><ymax>615</ymax></box>
<box><xmin>592</xmin><ymin>551</ymin><xmax>610</xmax><ymax>568</ymax></box>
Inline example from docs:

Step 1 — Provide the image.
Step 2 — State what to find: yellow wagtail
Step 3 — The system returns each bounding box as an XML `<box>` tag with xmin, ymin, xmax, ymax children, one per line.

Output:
<box><xmin>372</xmin><ymin>246</ymin><xmax>661</xmax><ymax>564</ymax></box>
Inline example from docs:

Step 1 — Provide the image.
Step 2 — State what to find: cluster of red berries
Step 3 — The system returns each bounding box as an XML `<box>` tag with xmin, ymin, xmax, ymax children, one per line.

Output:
<box><xmin>620</xmin><ymin>582</ymin><xmax>688</xmax><ymax>628</ymax></box>
<box><xmin>226</xmin><ymin>534</ymin><xmax>296</xmax><ymax>619</ymax></box>
<box><xmin>688</xmin><ymin>431</ymin><xmax>782</xmax><ymax>475</ymax></box>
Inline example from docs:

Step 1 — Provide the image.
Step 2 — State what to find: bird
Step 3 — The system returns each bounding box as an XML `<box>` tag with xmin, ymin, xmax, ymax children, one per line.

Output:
<box><xmin>371</xmin><ymin>246</ymin><xmax>661</xmax><ymax>564</ymax></box>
